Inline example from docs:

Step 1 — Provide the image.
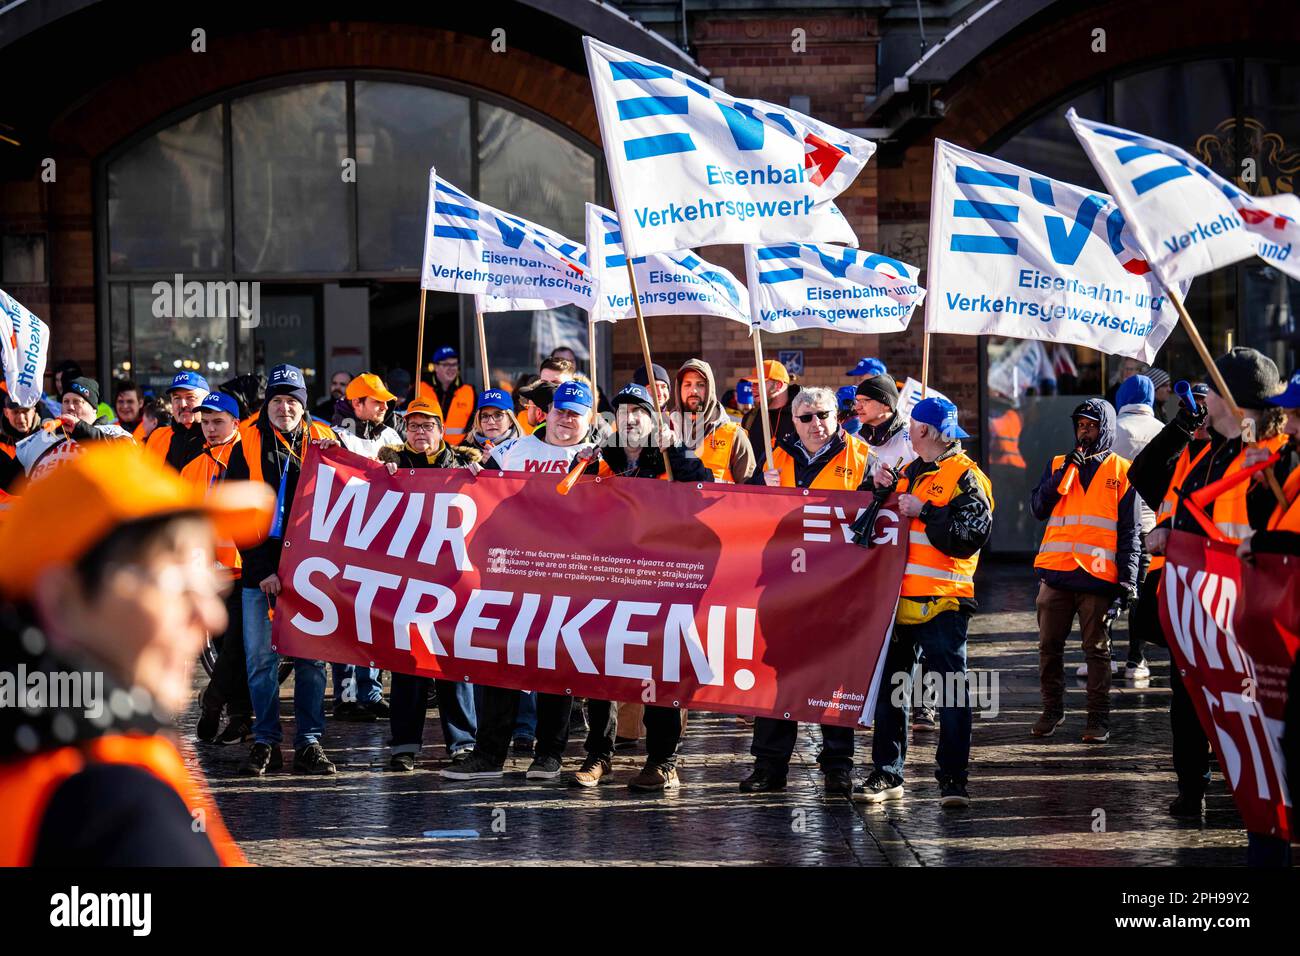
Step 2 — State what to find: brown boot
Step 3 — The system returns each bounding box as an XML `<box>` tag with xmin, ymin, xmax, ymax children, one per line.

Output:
<box><xmin>572</xmin><ymin>756</ymin><xmax>612</xmax><ymax>788</ymax></box>
<box><xmin>628</xmin><ymin>762</ymin><xmax>679</xmax><ymax>792</ymax></box>
<box><xmin>1030</xmin><ymin>713</ymin><xmax>1065</xmax><ymax>737</ymax></box>
<box><xmin>1081</xmin><ymin>717</ymin><xmax>1110</xmax><ymax>743</ymax></box>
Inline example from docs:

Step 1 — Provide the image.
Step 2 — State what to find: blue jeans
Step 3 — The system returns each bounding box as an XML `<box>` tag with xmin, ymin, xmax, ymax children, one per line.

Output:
<box><xmin>242</xmin><ymin>588</ymin><xmax>327</xmax><ymax>749</ymax></box>
<box><xmin>390</xmin><ymin>674</ymin><xmax>477</xmax><ymax>755</ymax></box>
<box><xmin>871</xmin><ymin>609</ymin><xmax>972</xmax><ymax>786</ymax></box>
<box><xmin>331</xmin><ymin>663</ymin><xmax>383</xmax><ymax>705</ymax></box>
<box><xmin>474</xmin><ymin>687</ymin><xmax>536</xmax><ymax>741</ymax></box>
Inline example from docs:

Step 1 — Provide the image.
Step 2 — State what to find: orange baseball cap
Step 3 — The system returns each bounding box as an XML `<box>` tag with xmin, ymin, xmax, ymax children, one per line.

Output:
<box><xmin>404</xmin><ymin>397</ymin><xmax>443</xmax><ymax>421</ymax></box>
<box><xmin>0</xmin><ymin>443</ymin><xmax>275</xmax><ymax>600</ymax></box>
<box><xmin>345</xmin><ymin>373</ymin><xmax>397</xmax><ymax>403</ymax></box>
<box><xmin>747</xmin><ymin>360</ymin><xmax>790</xmax><ymax>385</ymax></box>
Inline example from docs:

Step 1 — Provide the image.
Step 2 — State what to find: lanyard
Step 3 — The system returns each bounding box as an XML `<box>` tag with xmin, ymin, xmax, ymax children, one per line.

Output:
<box><xmin>268</xmin><ymin>428</ymin><xmax>305</xmax><ymax>539</ymax></box>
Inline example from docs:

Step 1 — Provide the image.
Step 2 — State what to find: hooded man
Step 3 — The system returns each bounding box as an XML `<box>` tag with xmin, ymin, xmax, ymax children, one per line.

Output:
<box><xmin>16</xmin><ymin>377</ymin><xmax>133</xmax><ymax>482</ymax></box>
<box><xmin>1029</xmin><ymin>398</ymin><xmax>1140</xmax><ymax>744</ymax></box>
<box><xmin>145</xmin><ymin>371</ymin><xmax>210</xmax><ymax>472</ymax></box>
<box><xmin>223</xmin><ymin>364</ymin><xmax>338</xmax><ymax>777</ymax></box>
<box><xmin>673</xmin><ymin>359</ymin><xmax>754</xmax><ymax>483</ymax></box>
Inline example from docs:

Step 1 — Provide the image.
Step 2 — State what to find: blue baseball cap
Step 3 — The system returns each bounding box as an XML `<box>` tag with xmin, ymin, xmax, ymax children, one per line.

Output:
<box><xmin>266</xmin><ymin>364</ymin><xmax>308</xmax><ymax>405</ymax></box>
<box><xmin>479</xmin><ymin>389</ymin><xmax>513</xmax><ymax>412</ymax></box>
<box><xmin>552</xmin><ymin>380</ymin><xmax>593</xmax><ymax>412</ymax></box>
<box><xmin>847</xmin><ymin>357</ymin><xmax>887</xmax><ymax>378</ymax></box>
<box><xmin>836</xmin><ymin>385</ymin><xmax>858</xmax><ymax>408</ymax></box>
<box><xmin>912</xmin><ymin>396</ymin><xmax>969</xmax><ymax>440</ymax></box>
<box><xmin>736</xmin><ymin>379</ymin><xmax>754</xmax><ymax>404</ymax></box>
<box><xmin>168</xmin><ymin>371</ymin><xmax>210</xmax><ymax>394</ymax></box>
<box><xmin>198</xmin><ymin>391</ymin><xmax>240</xmax><ymax>418</ymax></box>
<box><xmin>1269</xmin><ymin>370</ymin><xmax>1300</xmax><ymax>409</ymax></box>
<box><xmin>432</xmin><ymin>346</ymin><xmax>458</xmax><ymax>363</ymax></box>
<box><xmin>613</xmin><ymin>382</ymin><xmax>655</xmax><ymax>412</ymax></box>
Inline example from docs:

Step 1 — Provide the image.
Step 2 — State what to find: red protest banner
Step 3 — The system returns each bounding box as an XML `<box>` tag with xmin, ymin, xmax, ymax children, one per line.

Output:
<box><xmin>1159</xmin><ymin>530</ymin><xmax>1298</xmax><ymax>839</ymax></box>
<box><xmin>272</xmin><ymin>443</ymin><xmax>907</xmax><ymax>727</ymax></box>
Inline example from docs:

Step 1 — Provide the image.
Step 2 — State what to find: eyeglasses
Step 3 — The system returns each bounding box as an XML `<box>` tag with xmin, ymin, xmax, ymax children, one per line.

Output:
<box><xmin>795</xmin><ymin>410</ymin><xmax>833</xmax><ymax>423</ymax></box>
<box><xmin>407</xmin><ymin>422</ymin><xmax>439</xmax><ymax>432</ymax></box>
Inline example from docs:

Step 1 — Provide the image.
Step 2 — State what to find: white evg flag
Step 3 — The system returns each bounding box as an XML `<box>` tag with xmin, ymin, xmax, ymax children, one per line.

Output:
<box><xmin>585</xmin><ymin>203</ymin><xmax>748</xmax><ymax>324</ymax></box>
<box><xmin>583</xmin><ymin>36</ymin><xmax>871</xmax><ymax>258</ymax></box>
<box><xmin>744</xmin><ymin>242</ymin><xmax>924</xmax><ymax>335</ymax></box>
<box><xmin>420</xmin><ymin>168</ymin><xmax>594</xmax><ymax>310</ymax></box>
<box><xmin>0</xmin><ymin>288</ymin><xmax>51</xmax><ymax>408</ymax></box>
<box><xmin>925</xmin><ymin>139</ymin><xmax>1185</xmax><ymax>363</ymax></box>
<box><xmin>1067</xmin><ymin>110</ymin><xmax>1300</xmax><ymax>286</ymax></box>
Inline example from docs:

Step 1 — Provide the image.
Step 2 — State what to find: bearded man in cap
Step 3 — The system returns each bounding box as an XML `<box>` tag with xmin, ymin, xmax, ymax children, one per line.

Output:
<box><xmin>145</xmin><ymin>371</ymin><xmax>210</xmax><ymax>471</ymax></box>
<box><xmin>16</xmin><ymin>377</ymin><xmax>133</xmax><ymax>481</ymax></box>
<box><xmin>223</xmin><ymin>364</ymin><xmax>339</xmax><ymax>777</ymax></box>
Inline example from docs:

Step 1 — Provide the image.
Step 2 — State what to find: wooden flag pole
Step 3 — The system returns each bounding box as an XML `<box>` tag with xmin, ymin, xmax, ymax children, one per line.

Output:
<box><xmin>751</xmin><ymin>326</ymin><xmax>775</xmax><ymax>473</ymax></box>
<box><xmin>474</xmin><ymin>303</ymin><xmax>491</xmax><ymax>393</ymax></box>
<box><xmin>624</xmin><ymin>258</ymin><xmax>674</xmax><ymax>480</ymax></box>
<box><xmin>588</xmin><ymin>316</ymin><xmax>598</xmax><ymax>387</ymax></box>
<box><xmin>414</xmin><ymin>288</ymin><xmax>428</xmax><ymax>393</ymax></box>
<box><xmin>1162</xmin><ymin>282</ymin><xmax>1286</xmax><ymax>508</ymax></box>
<box><xmin>920</xmin><ymin>332</ymin><xmax>931</xmax><ymax>399</ymax></box>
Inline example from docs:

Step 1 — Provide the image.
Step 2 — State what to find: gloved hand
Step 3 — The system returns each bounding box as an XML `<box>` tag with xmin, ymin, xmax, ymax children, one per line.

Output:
<box><xmin>1066</xmin><ymin>447</ymin><xmax>1086</xmax><ymax>470</ymax></box>
<box><xmin>1175</xmin><ymin>397</ymin><xmax>1207</xmax><ymax>433</ymax></box>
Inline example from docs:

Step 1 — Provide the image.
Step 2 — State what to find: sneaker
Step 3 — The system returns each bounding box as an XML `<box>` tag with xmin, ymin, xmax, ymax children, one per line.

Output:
<box><xmin>1124</xmin><ymin>660</ymin><xmax>1151</xmax><ymax>680</ymax></box>
<box><xmin>939</xmin><ymin>779</ymin><xmax>971</xmax><ymax>808</ymax></box>
<box><xmin>1169</xmin><ymin>791</ymin><xmax>1206</xmax><ymax>818</ymax></box>
<box><xmin>389</xmin><ymin>752</ymin><xmax>416</xmax><ymax>772</ymax></box>
<box><xmin>852</xmin><ymin>771</ymin><xmax>904</xmax><ymax>803</ymax></box>
<box><xmin>614</xmin><ymin>735</ymin><xmax>639</xmax><ymax>751</ymax></box>
<box><xmin>823</xmin><ymin>768</ymin><xmax>853</xmax><ymax>796</ymax></box>
<box><xmin>196</xmin><ymin>705</ymin><xmax>221</xmax><ymax>743</ymax></box>
<box><xmin>240</xmin><ymin>742</ymin><xmax>283</xmax><ymax>776</ymax></box>
<box><xmin>440</xmin><ymin>751</ymin><xmax>504</xmax><ymax>780</ymax></box>
<box><xmin>511</xmin><ymin>736</ymin><xmax>535</xmax><ymax>756</ymax></box>
<box><xmin>628</xmin><ymin>763</ymin><xmax>679</xmax><ymax>792</ymax></box>
<box><xmin>293</xmin><ymin>743</ymin><xmax>337</xmax><ymax>775</ymax></box>
<box><xmin>738</xmin><ymin>766</ymin><xmax>787</xmax><ymax>793</ymax></box>
<box><xmin>448</xmin><ymin>749</ymin><xmax>474</xmax><ymax>767</ymax></box>
<box><xmin>526</xmin><ymin>754</ymin><xmax>563</xmax><ymax>781</ymax></box>
<box><xmin>913</xmin><ymin>706</ymin><xmax>937</xmax><ymax>733</ymax></box>
<box><xmin>1030</xmin><ymin>713</ymin><xmax>1065</xmax><ymax>738</ymax></box>
<box><xmin>214</xmin><ymin>716</ymin><xmax>252</xmax><ymax>746</ymax></box>
<box><xmin>1081</xmin><ymin>720</ymin><xmax>1110</xmax><ymax>743</ymax></box>
<box><xmin>363</xmin><ymin>699</ymin><xmax>390</xmax><ymax>719</ymax></box>
<box><xmin>573</xmin><ymin>756</ymin><xmax>612</xmax><ymax>788</ymax></box>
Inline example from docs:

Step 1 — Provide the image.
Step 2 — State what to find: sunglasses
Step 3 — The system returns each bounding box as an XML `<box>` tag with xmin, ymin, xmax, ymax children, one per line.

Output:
<box><xmin>795</xmin><ymin>410</ymin><xmax>833</xmax><ymax>423</ymax></box>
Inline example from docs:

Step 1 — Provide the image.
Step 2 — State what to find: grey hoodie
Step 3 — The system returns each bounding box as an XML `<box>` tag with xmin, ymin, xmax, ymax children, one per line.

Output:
<box><xmin>673</xmin><ymin>358</ymin><xmax>756</xmax><ymax>482</ymax></box>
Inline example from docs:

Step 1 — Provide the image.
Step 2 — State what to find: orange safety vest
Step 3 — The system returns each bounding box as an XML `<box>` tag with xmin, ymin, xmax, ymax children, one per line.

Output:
<box><xmin>1210</xmin><ymin>434</ymin><xmax>1288</xmax><ymax>542</ymax></box>
<box><xmin>1149</xmin><ymin>443</ymin><xmax>1211</xmax><ymax>573</ymax></box>
<box><xmin>430</xmin><ymin>384</ymin><xmax>476</xmax><ymax>445</ymax></box>
<box><xmin>989</xmin><ymin>409</ymin><xmax>1026</xmax><ymax>469</ymax></box>
<box><xmin>0</xmin><ymin>733</ymin><xmax>246</xmax><ymax>866</ymax></box>
<box><xmin>144</xmin><ymin>424</ymin><xmax>173</xmax><ymax>461</ymax></box>
<box><xmin>180</xmin><ymin>437</ymin><xmax>243</xmax><ymax>576</ymax></box>
<box><xmin>1034</xmin><ymin>452</ymin><xmax>1130</xmax><ymax>584</ymax></box>
<box><xmin>1268</xmin><ymin>464</ymin><xmax>1300</xmax><ymax>532</ymax></box>
<box><xmin>898</xmin><ymin>452</ymin><xmax>993</xmax><ymax>599</ymax></box>
<box><xmin>132</xmin><ymin>420</ymin><xmax>148</xmax><ymax>443</ymax></box>
<box><xmin>770</xmin><ymin>433</ymin><xmax>871</xmax><ymax>490</ymax></box>
<box><xmin>239</xmin><ymin>419</ymin><xmax>335</xmax><ymax>483</ymax></box>
<box><xmin>695</xmin><ymin>421</ymin><xmax>742</xmax><ymax>483</ymax></box>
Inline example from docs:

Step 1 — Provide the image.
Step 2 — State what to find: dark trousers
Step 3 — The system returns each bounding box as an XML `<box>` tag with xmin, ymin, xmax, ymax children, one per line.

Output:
<box><xmin>871</xmin><ymin>609</ymin><xmax>972</xmax><ymax>786</ymax></box>
<box><xmin>202</xmin><ymin>585</ymin><xmax>251</xmax><ymax>719</ymax></box>
<box><xmin>1125</xmin><ymin>541</ymin><xmax>1151</xmax><ymax>664</ymax></box>
<box><xmin>1036</xmin><ymin>582</ymin><xmax>1111</xmax><ymax>722</ymax></box>
<box><xmin>476</xmin><ymin>685</ymin><xmax>570</xmax><ymax>765</ymax></box>
<box><xmin>751</xmin><ymin>718</ymin><xmax>854</xmax><ymax>773</ymax></box>
<box><xmin>585</xmin><ymin>700</ymin><xmax>682</xmax><ymax>767</ymax></box>
<box><xmin>1169</xmin><ymin>665</ymin><xmax>1212</xmax><ymax>796</ymax></box>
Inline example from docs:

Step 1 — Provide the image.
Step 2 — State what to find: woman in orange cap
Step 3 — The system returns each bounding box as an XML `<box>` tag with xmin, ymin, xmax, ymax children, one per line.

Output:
<box><xmin>0</xmin><ymin>443</ymin><xmax>273</xmax><ymax>865</ymax></box>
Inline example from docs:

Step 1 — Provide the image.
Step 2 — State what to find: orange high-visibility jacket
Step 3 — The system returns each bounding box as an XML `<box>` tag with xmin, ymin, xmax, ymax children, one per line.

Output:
<box><xmin>1034</xmin><ymin>452</ymin><xmax>1131</xmax><ymax>584</ymax></box>
<box><xmin>897</xmin><ymin>452</ymin><xmax>993</xmax><ymax>599</ymax></box>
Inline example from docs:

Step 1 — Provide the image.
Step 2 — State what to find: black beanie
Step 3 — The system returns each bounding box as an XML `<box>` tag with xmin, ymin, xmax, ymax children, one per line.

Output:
<box><xmin>65</xmin><ymin>376</ymin><xmax>101</xmax><ymax>409</ymax></box>
<box><xmin>1209</xmin><ymin>348</ymin><xmax>1280</xmax><ymax>410</ymax></box>
<box><xmin>855</xmin><ymin>373</ymin><xmax>899</xmax><ymax>409</ymax></box>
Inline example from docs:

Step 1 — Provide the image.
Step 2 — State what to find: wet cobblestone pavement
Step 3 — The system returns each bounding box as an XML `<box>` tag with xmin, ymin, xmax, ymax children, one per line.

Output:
<box><xmin>180</xmin><ymin>563</ymin><xmax>1250</xmax><ymax>866</ymax></box>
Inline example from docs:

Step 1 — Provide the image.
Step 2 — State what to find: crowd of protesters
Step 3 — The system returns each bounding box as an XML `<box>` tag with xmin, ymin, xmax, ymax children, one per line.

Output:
<box><xmin>1</xmin><ymin>340</ymin><xmax>1298</xmax><ymax>867</ymax></box>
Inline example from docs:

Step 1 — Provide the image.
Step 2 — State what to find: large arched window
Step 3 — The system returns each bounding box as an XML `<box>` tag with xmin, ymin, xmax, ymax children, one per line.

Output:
<box><xmin>100</xmin><ymin>74</ymin><xmax>603</xmax><ymax>396</ymax></box>
<box><xmin>981</xmin><ymin>56</ymin><xmax>1299</xmax><ymax>552</ymax></box>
